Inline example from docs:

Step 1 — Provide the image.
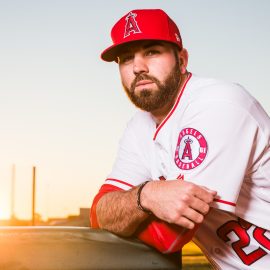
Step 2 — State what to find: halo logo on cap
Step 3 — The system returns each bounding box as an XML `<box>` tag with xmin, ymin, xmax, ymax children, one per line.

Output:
<box><xmin>124</xmin><ymin>12</ymin><xmax>141</xmax><ymax>38</ymax></box>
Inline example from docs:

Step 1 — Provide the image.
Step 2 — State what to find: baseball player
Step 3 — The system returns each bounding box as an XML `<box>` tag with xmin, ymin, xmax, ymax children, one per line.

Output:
<box><xmin>90</xmin><ymin>9</ymin><xmax>270</xmax><ymax>269</ymax></box>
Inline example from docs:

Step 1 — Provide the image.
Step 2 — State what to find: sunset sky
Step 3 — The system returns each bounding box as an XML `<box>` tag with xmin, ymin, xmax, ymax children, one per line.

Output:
<box><xmin>0</xmin><ymin>0</ymin><xmax>269</xmax><ymax>220</ymax></box>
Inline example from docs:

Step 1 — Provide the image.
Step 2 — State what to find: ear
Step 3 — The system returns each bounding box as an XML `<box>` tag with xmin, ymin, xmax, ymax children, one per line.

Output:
<box><xmin>178</xmin><ymin>48</ymin><xmax>189</xmax><ymax>74</ymax></box>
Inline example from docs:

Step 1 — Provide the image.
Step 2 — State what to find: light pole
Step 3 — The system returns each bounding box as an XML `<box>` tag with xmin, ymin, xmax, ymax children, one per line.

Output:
<box><xmin>32</xmin><ymin>166</ymin><xmax>36</xmax><ymax>226</ymax></box>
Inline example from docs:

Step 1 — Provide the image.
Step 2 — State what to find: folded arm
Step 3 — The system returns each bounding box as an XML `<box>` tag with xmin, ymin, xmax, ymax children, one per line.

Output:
<box><xmin>91</xmin><ymin>180</ymin><xmax>216</xmax><ymax>246</ymax></box>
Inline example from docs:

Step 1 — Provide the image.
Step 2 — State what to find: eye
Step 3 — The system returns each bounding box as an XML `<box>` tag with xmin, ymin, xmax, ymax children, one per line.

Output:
<box><xmin>145</xmin><ymin>49</ymin><xmax>160</xmax><ymax>56</ymax></box>
<box><xmin>118</xmin><ymin>53</ymin><xmax>133</xmax><ymax>64</ymax></box>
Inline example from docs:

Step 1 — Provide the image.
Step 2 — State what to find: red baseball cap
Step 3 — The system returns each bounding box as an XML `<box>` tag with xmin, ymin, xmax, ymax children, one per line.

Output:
<box><xmin>101</xmin><ymin>9</ymin><xmax>183</xmax><ymax>62</ymax></box>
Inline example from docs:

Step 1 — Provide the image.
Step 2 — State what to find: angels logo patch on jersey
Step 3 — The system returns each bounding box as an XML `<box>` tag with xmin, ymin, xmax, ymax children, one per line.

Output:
<box><xmin>175</xmin><ymin>128</ymin><xmax>208</xmax><ymax>170</ymax></box>
<box><xmin>124</xmin><ymin>12</ymin><xmax>141</xmax><ymax>38</ymax></box>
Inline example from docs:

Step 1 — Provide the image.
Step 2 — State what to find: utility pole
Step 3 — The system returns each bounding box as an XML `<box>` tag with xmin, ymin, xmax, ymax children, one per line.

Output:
<box><xmin>32</xmin><ymin>166</ymin><xmax>36</xmax><ymax>226</ymax></box>
<box><xmin>11</xmin><ymin>164</ymin><xmax>16</xmax><ymax>220</ymax></box>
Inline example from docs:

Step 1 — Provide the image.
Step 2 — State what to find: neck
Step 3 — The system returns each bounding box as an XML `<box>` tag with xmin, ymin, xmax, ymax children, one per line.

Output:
<box><xmin>151</xmin><ymin>73</ymin><xmax>189</xmax><ymax>125</ymax></box>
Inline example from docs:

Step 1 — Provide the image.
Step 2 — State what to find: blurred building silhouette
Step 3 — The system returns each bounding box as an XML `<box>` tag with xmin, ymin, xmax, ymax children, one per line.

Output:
<box><xmin>47</xmin><ymin>208</ymin><xmax>90</xmax><ymax>227</ymax></box>
<box><xmin>0</xmin><ymin>208</ymin><xmax>90</xmax><ymax>227</ymax></box>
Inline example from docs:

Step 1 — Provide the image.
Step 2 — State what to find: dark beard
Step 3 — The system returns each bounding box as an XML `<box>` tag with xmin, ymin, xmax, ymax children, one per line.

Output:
<box><xmin>122</xmin><ymin>63</ymin><xmax>181</xmax><ymax>112</ymax></box>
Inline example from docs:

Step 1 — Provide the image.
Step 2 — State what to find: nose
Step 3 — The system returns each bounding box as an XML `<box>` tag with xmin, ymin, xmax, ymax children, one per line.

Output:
<box><xmin>133</xmin><ymin>54</ymin><xmax>149</xmax><ymax>76</ymax></box>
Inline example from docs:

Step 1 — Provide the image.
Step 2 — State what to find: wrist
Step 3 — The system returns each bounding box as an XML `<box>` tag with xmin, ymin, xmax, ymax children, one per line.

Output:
<box><xmin>137</xmin><ymin>181</ymin><xmax>152</xmax><ymax>215</ymax></box>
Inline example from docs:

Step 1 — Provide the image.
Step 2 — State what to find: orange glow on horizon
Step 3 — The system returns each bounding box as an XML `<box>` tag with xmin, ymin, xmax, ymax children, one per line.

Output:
<box><xmin>0</xmin><ymin>207</ymin><xmax>10</xmax><ymax>220</ymax></box>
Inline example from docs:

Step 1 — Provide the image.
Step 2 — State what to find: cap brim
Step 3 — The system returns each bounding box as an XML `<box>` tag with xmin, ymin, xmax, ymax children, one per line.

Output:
<box><xmin>101</xmin><ymin>40</ymin><xmax>141</xmax><ymax>62</ymax></box>
<box><xmin>100</xmin><ymin>43</ymin><xmax>122</xmax><ymax>62</ymax></box>
<box><xmin>101</xmin><ymin>39</ymin><xmax>181</xmax><ymax>62</ymax></box>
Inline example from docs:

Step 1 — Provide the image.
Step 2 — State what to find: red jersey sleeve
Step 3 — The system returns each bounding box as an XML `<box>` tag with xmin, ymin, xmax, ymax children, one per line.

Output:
<box><xmin>136</xmin><ymin>218</ymin><xmax>199</xmax><ymax>254</ymax></box>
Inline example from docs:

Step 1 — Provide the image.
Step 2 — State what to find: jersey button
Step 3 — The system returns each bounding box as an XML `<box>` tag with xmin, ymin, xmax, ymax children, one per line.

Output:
<box><xmin>155</xmin><ymin>142</ymin><xmax>163</xmax><ymax>150</ymax></box>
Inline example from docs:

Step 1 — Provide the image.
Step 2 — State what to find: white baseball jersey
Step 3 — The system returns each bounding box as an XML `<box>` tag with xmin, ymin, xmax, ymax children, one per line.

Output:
<box><xmin>103</xmin><ymin>73</ymin><xmax>270</xmax><ymax>269</ymax></box>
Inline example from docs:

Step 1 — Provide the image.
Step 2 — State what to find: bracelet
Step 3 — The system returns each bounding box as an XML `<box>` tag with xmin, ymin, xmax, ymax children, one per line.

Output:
<box><xmin>137</xmin><ymin>181</ymin><xmax>152</xmax><ymax>215</ymax></box>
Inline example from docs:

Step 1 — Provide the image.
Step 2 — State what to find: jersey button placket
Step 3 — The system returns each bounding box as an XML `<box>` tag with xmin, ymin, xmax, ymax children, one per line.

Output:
<box><xmin>155</xmin><ymin>141</ymin><xmax>169</xmax><ymax>178</ymax></box>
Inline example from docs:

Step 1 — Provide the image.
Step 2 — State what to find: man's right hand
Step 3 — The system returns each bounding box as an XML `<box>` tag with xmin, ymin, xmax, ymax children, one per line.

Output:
<box><xmin>140</xmin><ymin>180</ymin><xmax>217</xmax><ymax>229</ymax></box>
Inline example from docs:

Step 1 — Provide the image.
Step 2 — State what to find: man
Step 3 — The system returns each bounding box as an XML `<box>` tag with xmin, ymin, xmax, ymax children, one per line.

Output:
<box><xmin>91</xmin><ymin>9</ymin><xmax>270</xmax><ymax>269</ymax></box>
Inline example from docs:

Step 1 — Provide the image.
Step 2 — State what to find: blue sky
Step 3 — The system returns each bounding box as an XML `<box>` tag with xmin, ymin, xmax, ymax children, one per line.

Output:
<box><xmin>0</xmin><ymin>0</ymin><xmax>269</xmax><ymax>219</ymax></box>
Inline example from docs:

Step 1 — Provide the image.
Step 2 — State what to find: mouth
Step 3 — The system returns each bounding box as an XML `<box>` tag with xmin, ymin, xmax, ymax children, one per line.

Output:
<box><xmin>135</xmin><ymin>80</ymin><xmax>155</xmax><ymax>89</ymax></box>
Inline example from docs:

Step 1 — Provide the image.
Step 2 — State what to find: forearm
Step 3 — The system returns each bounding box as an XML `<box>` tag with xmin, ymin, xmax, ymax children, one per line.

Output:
<box><xmin>92</xmin><ymin>179</ymin><xmax>216</xmax><ymax>237</ymax></box>
<box><xmin>96</xmin><ymin>186</ymin><xmax>149</xmax><ymax>237</ymax></box>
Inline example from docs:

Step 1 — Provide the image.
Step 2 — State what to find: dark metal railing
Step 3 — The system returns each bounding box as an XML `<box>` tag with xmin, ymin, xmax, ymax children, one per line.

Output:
<box><xmin>0</xmin><ymin>226</ymin><xmax>181</xmax><ymax>270</ymax></box>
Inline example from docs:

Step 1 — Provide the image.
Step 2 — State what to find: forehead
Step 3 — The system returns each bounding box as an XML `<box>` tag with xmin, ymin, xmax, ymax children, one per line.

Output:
<box><xmin>116</xmin><ymin>40</ymin><xmax>173</xmax><ymax>55</ymax></box>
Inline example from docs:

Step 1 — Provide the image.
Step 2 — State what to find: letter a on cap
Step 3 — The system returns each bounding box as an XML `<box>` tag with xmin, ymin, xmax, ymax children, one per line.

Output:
<box><xmin>124</xmin><ymin>12</ymin><xmax>141</xmax><ymax>38</ymax></box>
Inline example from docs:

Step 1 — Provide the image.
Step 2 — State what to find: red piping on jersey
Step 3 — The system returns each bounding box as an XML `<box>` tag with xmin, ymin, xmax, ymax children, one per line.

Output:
<box><xmin>153</xmin><ymin>72</ymin><xmax>192</xmax><ymax>141</ymax></box>
<box><xmin>214</xmin><ymin>198</ymin><xmax>236</xmax><ymax>207</ymax></box>
<box><xmin>105</xmin><ymin>178</ymin><xmax>134</xmax><ymax>188</ymax></box>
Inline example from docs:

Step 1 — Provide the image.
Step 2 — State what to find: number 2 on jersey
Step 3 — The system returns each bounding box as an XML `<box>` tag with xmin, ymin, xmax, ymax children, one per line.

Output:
<box><xmin>217</xmin><ymin>218</ymin><xmax>270</xmax><ymax>266</ymax></box>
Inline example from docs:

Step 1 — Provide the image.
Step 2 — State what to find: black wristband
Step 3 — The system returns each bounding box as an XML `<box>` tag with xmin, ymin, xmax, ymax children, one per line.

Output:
<box><xmin>137</xmin><ymin>181</ymin><xmax>152</xmax><ymax>215</ymax></box>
